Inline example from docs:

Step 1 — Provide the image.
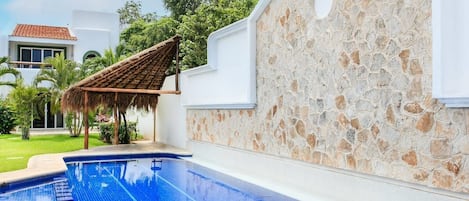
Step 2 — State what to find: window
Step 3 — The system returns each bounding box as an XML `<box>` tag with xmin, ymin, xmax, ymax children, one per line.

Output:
<box><xmin>82</xmin><ymin>50</ymin><xmax>101</xmax><ymax>62</ymax></box>
<box><xmin>21</xmin><ymin>49</ymin><xmax>31</xmax><ymax>62</ymax></box>
<box><xmin>18</xmin><ymin>47</ymin><xmax>65</xmax><ymax>68</ymax></box>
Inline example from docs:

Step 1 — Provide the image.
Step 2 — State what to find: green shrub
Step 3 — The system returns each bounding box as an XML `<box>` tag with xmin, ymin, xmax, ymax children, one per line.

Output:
<box><xmin>98</xmin><ymin>121</ymin><xmax>137</xmax><ymax>144</ymax></box>
<box><xmin>0</xmin><ymin>102</ymin><xmax>16</xmax><ymax>134</ymax></box>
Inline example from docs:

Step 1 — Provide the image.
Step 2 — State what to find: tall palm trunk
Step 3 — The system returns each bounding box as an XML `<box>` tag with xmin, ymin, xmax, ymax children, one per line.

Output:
<box><xmin>21</xmin><ymin>127</ymin><xmax>29</xmax><ymax>140</ymax></box>
<box><xmin>67</xmin><ymin>112</ymin><xmax>82</xmax><ymax>137</ymax></box>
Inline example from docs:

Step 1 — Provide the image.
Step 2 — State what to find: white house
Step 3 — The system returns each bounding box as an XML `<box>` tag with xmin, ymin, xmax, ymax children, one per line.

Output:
<box><xmin>0</xmin><ymin>10</ymin><xmax>119</xmax><ymax>129</ymax></box>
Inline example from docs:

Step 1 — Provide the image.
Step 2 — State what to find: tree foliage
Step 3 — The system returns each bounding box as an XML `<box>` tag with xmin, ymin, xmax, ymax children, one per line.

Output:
<box><xmin>7</xmin><ymin>79</ymin><xmax>44</xmax><ymax>140</ymax></box>
<box><xmin>34</xmin><ymin>52</ymin><xmax>80</xmax><ymax>114</ymax></box>
<box><xmin>0</xmin><ymin>57</ymin><xmax>21</xmax><ymax>88</ymax></box>
<box><xmin>177</xmin><ymin>0</ymin><xmax>258</xmax><ymax>68</ymax></box>
<box><xmin>79</xmin><ymin>57</ymin><xmax>106</xmax><ymax>78</ymax></box>
<box><xmin>163</xmin><ymin>0</ymin><xmax>206</xmax><ymax>19</ymax></box>
<box><xmin>118</xmin><ymin>0</ymin><xmax>257</xmax><ymax>71</ymax></box>
<box><xmin>80</xmin><ymin>48</ymin><xmax>125</xmax><ymax>78</ymax></box>
<box><xmin>35</xmin><ymin>53</ymin><xmax>83</xmax><ymax>137</ymax></box>
<box><xmin>0</xmin><ymin>99</ymin><xmax>16</xmax><ymax>134</ymax></box>
<box><xmin>118</xmin><ymin>20</ymin><xmax>150</xmax><ymax>56</ymax></box>
<box><xmin>0</xmin><ymin>57</ymin><xmax>20</xmax><ymax>135</ymax></box>
<box><xmin>117</xmin><ymin>0</ymin><xmax>156</xmax><ymax>25</ymax></box>
<box><xmin>119</xmin><ymin>17</ymin><xmax>179</xmax><ymax>56</ymax></box>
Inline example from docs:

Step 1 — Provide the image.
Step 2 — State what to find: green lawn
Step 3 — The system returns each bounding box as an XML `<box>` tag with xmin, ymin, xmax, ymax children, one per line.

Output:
<box><xmin>0</xmin><ymin>133</ymin><xmax>107</xmax><ymax>173</ymax></box>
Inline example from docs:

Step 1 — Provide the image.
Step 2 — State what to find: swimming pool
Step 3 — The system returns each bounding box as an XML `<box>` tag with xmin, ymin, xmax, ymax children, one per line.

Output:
<box><xmin>1</xmin><ymin>154</ymin><xmax>295</xmax><ymax>201</ymax></box>
<box><xmin>0</xmin><ymin>175</ymin><xmax>73</xmax><ymax>201</ymax></box>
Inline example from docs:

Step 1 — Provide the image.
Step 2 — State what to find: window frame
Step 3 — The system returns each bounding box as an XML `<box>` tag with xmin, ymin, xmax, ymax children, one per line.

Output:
<box><xmin>17</xmin><ymin>45</ymin><xmax>66</xmax><ymax>68</ymax></box>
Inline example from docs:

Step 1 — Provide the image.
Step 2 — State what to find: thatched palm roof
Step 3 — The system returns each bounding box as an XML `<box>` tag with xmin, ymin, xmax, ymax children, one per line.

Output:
<box><xmin>62</xmin><ymin>35</ymin><xmax>181</xmax><ymax>112</ymax></box>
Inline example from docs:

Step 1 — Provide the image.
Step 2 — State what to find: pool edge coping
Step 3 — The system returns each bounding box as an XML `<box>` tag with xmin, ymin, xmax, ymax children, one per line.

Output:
<box><xmin>0</xmin><ymin>143</ymin><xmax>192</xmax><ymax>186</ymax></box>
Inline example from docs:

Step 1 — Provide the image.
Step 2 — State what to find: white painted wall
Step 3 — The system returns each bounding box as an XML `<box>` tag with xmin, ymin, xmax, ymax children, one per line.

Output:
<box><xmin>156</xmin><ymin>76</ymin><xmax>186</xmax><ymax>148</ymax></box>
<box><xmin>129</xmin><ymin>75</ymin><xmax>186</xmax><ymax>149</ymax></box>
<box><xmin>71</xmin><ymin>10</ymin><xmax>119</xmax><ymax>63</ymax></box>
<box><xmin>433</xmin><ymin>0</ymin><xmax>469</xmax><ymax>107</ymax></box>
<box><xmin>126</xmin><ymin>108</ymin><xmax>154</xmax><ymax>140</ymax></box>
<box><xmin>181</xmin><ymin>19</ymin><xmax>256</xmax><ymax>109</ymax></box>
<box><xmin>0</xmin><ymin>68</ymin><xmax>50</xmax><ymax>97</ymax></box>
<box><xmin>72</xmin><ymin>29</ymin><xmax>112</xmax><ymax>62</ymax></box>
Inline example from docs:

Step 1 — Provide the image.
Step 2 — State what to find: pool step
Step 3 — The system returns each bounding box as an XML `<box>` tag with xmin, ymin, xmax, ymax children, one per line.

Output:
<box><xmin>53</xmin><ymin>177</ymin><xmax>73</xmax><ymax>201</ymax></box>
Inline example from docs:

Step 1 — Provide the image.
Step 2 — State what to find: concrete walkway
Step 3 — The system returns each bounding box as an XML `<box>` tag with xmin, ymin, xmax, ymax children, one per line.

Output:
<box><xmin>0</xmin><ymin>143</ymin><xmax>191</xmax><ymax>185</ymax></box>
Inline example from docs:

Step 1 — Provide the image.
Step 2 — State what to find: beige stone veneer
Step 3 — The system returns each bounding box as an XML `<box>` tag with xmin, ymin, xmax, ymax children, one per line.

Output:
<box><xmin>187</xmin><ymin>0</ymin><xmax>469</xmax><ymax>193</ymax></box>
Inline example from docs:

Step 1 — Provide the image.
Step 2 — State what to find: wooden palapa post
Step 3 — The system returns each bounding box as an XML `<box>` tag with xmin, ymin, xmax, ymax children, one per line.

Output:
<box><xmin>113</xmin><ymin>92</ymin><xmax>119</xmax><ymax>145</ymax></box>
<box><xmin>84</xmin><ymin>91</ymin><xmax>89</xmax><ymax>149</ymax></box>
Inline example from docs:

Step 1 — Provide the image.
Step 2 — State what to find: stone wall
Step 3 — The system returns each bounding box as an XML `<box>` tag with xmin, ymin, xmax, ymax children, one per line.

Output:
<box><xmin>187</xmin><ymin>0</ymin><xmax>469</xmax><ymax>193</ymax></box>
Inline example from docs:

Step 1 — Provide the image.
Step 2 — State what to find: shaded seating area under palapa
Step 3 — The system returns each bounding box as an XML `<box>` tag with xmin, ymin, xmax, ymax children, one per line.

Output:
<box><xmin>61</xmin><ymin>35</ymin><xmax>181</xmax><ymax>149</ymax></box>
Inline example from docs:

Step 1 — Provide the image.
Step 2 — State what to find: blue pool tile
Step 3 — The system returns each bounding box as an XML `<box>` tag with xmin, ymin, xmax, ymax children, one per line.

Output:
<box><xmin>2</xmin><ymin>156</ymin><xmax>295</xmax><ymax>201</ymax></box>
<box><xmin>65</xmin><ymin>157</ymin><xmax>296</xmax><ymax>201</ymax></box>
<box><xmin>0</xmin><ymin>183</ymin><xmax>56</xmax><ymax>201</ymax></box>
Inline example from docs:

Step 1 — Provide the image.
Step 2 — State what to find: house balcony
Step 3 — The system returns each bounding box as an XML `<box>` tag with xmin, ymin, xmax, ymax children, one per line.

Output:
<box><xmin>9</xmin><ymin>61</ymin><xmax>52</xmax><ymax>69</ymax></box>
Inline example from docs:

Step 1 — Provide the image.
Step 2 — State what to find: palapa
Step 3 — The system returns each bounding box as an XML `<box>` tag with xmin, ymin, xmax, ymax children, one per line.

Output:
<box><xmin>61</xmin><ymin>35</ymin><xmax>181</xmax><ymax>149</ymax></box>
<box><xmin>61</xmin><ymin>35</ymin><xmax>181</xmax><ymax>113</ymax></box>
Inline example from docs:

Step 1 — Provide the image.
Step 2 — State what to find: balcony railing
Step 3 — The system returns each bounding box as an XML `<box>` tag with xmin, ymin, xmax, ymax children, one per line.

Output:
<box><xmin>9</xmin><ymin>61</ymin><xmax>52</xmax><ymax>69</ymax></box>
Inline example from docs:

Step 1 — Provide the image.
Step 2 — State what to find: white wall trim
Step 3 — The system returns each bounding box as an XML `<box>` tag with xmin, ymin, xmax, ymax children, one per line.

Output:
<box><xmin>8</xmin><ymin>36</ymin><xmax>77</xmax><ymax>45</ymax></box>
<box><xmin>432</xmin><ymin>0</ymin><xmax>443</xmax><ymax>99</ymax></box>
<box><xmin>71</xmin><ymin>27</ymin><xmax>111</xmax><ymax>32</ymax></box>
<box><xmin>248</xmin><ymin>0</ymin><xmax>272</xmax><ymax>21</ymax></box>
<box><xmin>181</xmin><ymin>64</ymin><xmax>216</xmax><ymax>77</ymax></box>
<box><xmin>183</xmin><ymin>103</ymin><xmax>256</xmax><ymax>110</ymax></box>
<box><xmin>183</xmin><ymin>19</ymin><xmax>248</xmax><ymax>78</ymax></box>
<box><xmin>432</xmin><ymin>0</ymin><xmax>469</xmax><ymax>107</ymax></box>
<box><xmin>246</xmin><ymin>1</ymin><xmax>269</xmax><ymax>109</ymax></box>
<box><xmin>436</xmin><ymin>98</ymin><xmax>469</xmax><ymax>108</ymax></box>
<box><xmin>207</xmin><ymin>19</ymin><xmax>248</xmax><ymax>71</ymax></box>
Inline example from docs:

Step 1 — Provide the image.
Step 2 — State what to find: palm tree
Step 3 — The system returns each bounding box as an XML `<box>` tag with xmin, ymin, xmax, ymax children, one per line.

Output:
<box><xmin>0</xmin><ymin>57</ymin><xmax>21</xmax><ymax>87</ymax></box>
<box><xmin>7</xmin><ymin>78</ymin><xmax>42</xmax><ymax>140</ymax></box>
<box><xmin>34</xmin><ymin>52</ymin><xmax>82</xmax><ymax>137</ymax></box>
<box><xmin>0</xmin><ymin>57</ymin><xmax>21</xmax><ymax>136</ymax></box>
<box><xmin>102</xmin><ymin>48</ymin><xmax>125</xmax><ymax>67</ymax></box>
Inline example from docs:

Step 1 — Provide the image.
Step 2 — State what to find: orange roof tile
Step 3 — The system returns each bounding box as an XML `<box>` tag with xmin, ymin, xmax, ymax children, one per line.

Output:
<box><xmin>11</xmin><ymin>24</ymin><xmax>77</xmax><ymax>41</ymax></box>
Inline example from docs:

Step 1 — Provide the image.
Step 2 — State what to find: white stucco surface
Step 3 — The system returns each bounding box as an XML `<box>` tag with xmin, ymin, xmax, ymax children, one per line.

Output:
<box><xmin>72</xmin><ymin>10</ymin><xmax>119</xmax><ymax>63</ymax></box>
<box><xmin>181</xmin><ymin>19</ymin><xmax>256</xmax><ymax>109</ymax></box>
<box><xmin>128</xmin><ymin>75</ymin><xmax>186</xmax><ymax>149</ymax></box>
<box><xmin>433</xmin><ymin>0</ymin><xmax>469</xmax><ymax>107</ymax></box>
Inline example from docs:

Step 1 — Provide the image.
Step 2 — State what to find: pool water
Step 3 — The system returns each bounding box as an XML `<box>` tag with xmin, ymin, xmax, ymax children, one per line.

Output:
<box><xmin>65</xmin><ymin>157</ymin><xmax>295</xmax><ymax>201</ymax></box>
<box><xmin>0</xmin><ymin>176</ymin><xmax>73</xmax><ymax>201</ymax></box>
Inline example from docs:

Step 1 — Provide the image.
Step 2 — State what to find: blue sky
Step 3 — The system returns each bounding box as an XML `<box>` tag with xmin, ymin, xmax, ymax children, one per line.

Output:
<box><xmin>0</xmin><ymin>0</ymin><xmax>168</xmax><ymax>35</ymax></box>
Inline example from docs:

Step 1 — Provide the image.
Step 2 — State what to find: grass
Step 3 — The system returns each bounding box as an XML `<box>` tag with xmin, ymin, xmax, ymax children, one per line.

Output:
<box><xmin>0</xmin><ymin>133</ymin><xmax>107</xmax><ymax>173</ymax></box>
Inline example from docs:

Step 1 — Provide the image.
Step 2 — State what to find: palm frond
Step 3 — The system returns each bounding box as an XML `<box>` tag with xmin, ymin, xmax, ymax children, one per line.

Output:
<box><xmin>0</xmin><ymin>81</ymin><xmax>17</xmax><ymax>87</ymax></box>
<box><xmin>0</xmin><ymin>67</ymin><xmax>20</xmax><ymax>78</ymax></box>
<box><xmin>35</xmin><ymin>52</ymin><xmax>80</xmax><ymax>114</ymax></box>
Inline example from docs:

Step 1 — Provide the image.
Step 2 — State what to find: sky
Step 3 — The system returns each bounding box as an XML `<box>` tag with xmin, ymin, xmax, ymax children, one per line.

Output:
<box><xmin>0</xmin><ymin>0</ymin><xmax>168</xmax><ymax>35</ymax></box>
